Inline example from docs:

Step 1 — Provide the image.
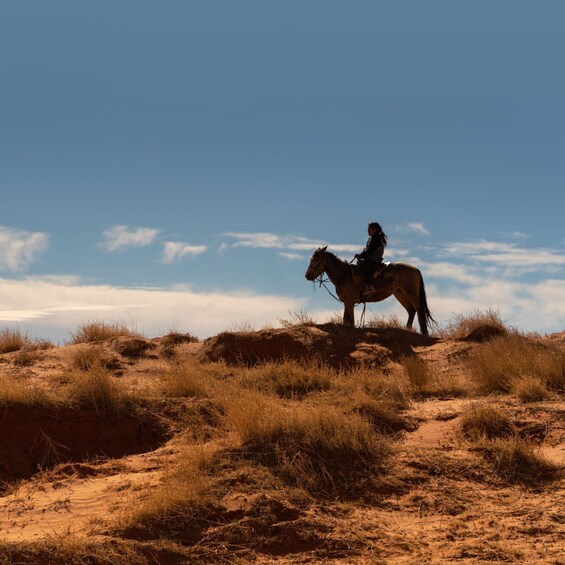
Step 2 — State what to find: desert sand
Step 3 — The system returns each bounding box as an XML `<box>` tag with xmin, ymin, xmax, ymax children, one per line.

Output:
<box><xmin>0</xmin><ymin>320</ymin><xmax>563</xmax><ymax>563</ymax></box>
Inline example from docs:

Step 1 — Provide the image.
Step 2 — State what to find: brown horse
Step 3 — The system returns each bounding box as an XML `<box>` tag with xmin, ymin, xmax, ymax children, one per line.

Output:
<box><xmin>305</xmin><ymin>246</ymin><xmax>435</xmax><ymax>335</ymax></box>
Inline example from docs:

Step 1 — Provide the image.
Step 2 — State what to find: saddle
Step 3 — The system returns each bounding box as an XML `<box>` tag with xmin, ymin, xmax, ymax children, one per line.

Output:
<box><xmin>352</xmin><ymin>262</ymin><xmax>394</xmax><ymax>285</ymax></box>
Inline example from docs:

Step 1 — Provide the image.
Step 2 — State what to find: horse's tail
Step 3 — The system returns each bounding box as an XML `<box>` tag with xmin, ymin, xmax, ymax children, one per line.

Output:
<box><xmin>417</xmin><ymin>270</ymin><xmax>436</xmax><ymax>336</ymax></box>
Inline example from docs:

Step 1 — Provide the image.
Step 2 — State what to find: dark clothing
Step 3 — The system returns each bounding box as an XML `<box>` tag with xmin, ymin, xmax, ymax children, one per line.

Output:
<box><xmin>357</xmin><ymin>233</ymin><xmax>385</xmax><ymax>285</ymax></box>
<box><xmin>358</xmin><ymin>234</ymin><xmax>385</xmax><ymax>263</ymax></box>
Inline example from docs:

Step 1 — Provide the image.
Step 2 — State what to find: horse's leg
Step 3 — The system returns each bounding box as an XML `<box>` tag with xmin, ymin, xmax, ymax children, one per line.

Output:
<box><xmin>343</xmin><ymin>303</ymin><xmax>355</xmax><ymax>326</ymax></box>
<box><xmin>394</xmin><ymin>290</ymin><xmax>416</xmax><ymax>330</ymax></box>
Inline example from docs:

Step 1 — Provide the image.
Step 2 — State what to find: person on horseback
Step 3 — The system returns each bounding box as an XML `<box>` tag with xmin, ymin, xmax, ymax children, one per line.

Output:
<box><xmin>355</xmin><ymin>222</ymin><xmax>387</xmax><ymax>293</ymax></box>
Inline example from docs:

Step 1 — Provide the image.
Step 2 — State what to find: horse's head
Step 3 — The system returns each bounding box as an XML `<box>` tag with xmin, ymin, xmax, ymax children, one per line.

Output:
<box><xmin>305</xmin><ymin>246</ymin><xmax>328</xmax><ymax>281</ymax></box>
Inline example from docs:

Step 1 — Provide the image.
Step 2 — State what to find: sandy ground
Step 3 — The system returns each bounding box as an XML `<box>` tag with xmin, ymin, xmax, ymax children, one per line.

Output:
<box><xmin>0</xmin><ymin>327</ymin><xmax>563</xmax><ymax>563</ymax></box>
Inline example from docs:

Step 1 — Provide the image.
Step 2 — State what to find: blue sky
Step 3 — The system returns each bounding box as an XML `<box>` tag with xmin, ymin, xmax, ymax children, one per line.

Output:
<box><xmin>1</xmin><ymin>1</ymin><xmax>564</xmax><ymax>341</ymax></box>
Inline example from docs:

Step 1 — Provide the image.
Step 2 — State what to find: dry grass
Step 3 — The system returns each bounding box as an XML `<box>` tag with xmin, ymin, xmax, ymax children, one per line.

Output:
<box><xmin>459</xmin><ymin>404</ymin><xmax>516</xmax><ymax>440</ymax></box>
<box><xmin>468</xmin><ymin>334</ymin><xmax>565</xmax><ymax>394</ymax></box>
<box><xmin>439</xmin><ymin>308</ymin><xmax>509</xmax><ymax>340</ymax></box>
<box><xmin>0</xmin><ymin>376</ymin><xmax>53</xmax><ymax>407</ymax></box>
<box><xmin>224</xmin><ymin>390</ymin><xmax>392</xmax><ymax>494</ymax></box>
<box><xmin>70</xmin><ymin>321</ymin><xmax>142</xmax><ymax>344</ymax></box>
<box><xmin>118</xmin><ymin>445</ymin><xmax>220</xmax><ymax>540</ymax></box>
<box><xmin>0</xmin><ymin>535</ymin><xmax>149</xmax><ymax>565</ymax></box>
<box><xmin>512</xmin><ymin>376</ymin><xmax>551</xmax><ymax>403</ymax></box>
<box><xmin>351</xmin><ymin>393</ymin><xmax>414</xmax><ymax>434</ymax></box>
<box><xmin>237</xmin><ymin>359</ymin><xmax>334</xmax><ymax>397</ymax></box>
<box><xmin>0</xmin><ymin>327</ymin><xmax>33</xmax><ymax>354</ymax></box>
<box><xmin>63</xmin><ymin>366</ymin><xmax>129</xmax><ymax>413</ymax></box>
<box><xmin>67</xmin><ymin>345</ymin><xmax>108</xmax><ymax>371</ymax></box>
<box><xmin>159</xmin><ymin>361</ymin><xmax>209</xmax><ymax>398</ymax></box>
<box><xmin>364</xmin><ymin>313</ymin><xmax>405</xmax><ymax>329</ymax></box>
<box><xmin>399</xmin><ymin>356</ymin><xmax>466</xmax><ymax>398</ymax></box>
<box><xmin>478</xmin><ymin>437</ymin><xmax>562</xmax><ymax>485</ymax></box>
<box><xmin>12</xmin><ymin>348</ymin><xmax>42</xmax><ymax>366</ymax></box>
<box><xmin>343</xmin><ymin>367</ymin><xmax>411</xmax><ymax>409</ymax></box>
<box><xmin>278</xmin><ymin>308</ymin><xmax>316</xmax><ymax>328</ymax></box>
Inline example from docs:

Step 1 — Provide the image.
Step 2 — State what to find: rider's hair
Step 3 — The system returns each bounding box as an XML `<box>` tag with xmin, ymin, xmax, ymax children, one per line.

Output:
<box><xmin>368</xmin><ymin>222</ymin><xmax>388</xmax><ymax>245</ymax></box>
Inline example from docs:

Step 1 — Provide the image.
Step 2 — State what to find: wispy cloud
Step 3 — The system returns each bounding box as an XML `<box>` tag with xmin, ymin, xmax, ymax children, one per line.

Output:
<box><xmin>0</xmin><ymin>276</ymin><xmax>305</xmax><ymax>341</ymax></box>
<box><xmin>100</xmin><ymin>225</ymin><xmax>160</xmax><ymax>252</ymax></box>
<box><xmin>223</xmin><ymin>232</ymin><xmax>358</xmax><ymax>254</ymax></box>
<box><xmin>162</xmin><ymin>242</ymin><xmax>207</xmax><ymax>263</ymax></box>
<box><xmin>279</xmin><ymin>252</ymin><xmax>304</xmax><ymax>261</ymax></box>
<box><xmin>0</xmin><ymin>227</ymin><xmax>49</xmax><ymax>271</ymax></box>
<box><xmin>443</xmin><ymin>240</ymin><xmax>565</xmax><ymax>268</ymax></box>
<box><xmin>396</xmin><ymin>222</ymin><xmax>431</xmax><ymax>236</ymax></box>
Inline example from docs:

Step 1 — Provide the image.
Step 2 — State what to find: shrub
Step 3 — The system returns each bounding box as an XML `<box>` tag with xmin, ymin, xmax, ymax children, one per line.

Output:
<box><xmin>0</xmin><ymin>327</ymin><xmax>33</xmax><ymax>354</ymax></box>
<box><xmin>239</xmin><ymin>360</ymin><xmax>333</xmax><ymax>397</ymax></box>
<box><xmin>512</xmin><ymin>377</ymin><xmax>551</xmax><ymax>403</ymax></box>
<box><xmin>440</xmin><ymin>308</ymin><xmax>509</xmax><ymax>340</ymax></box>
<box><xmin>224</xmin><ymin>390</ymin><xmax>392</xmax><ymax>494</ymax></box>
<box><xmin>468</xmin><ymin>334</ymin><xmax>565</xmax><ymax>394</ymax></box>
<box><xmin>64</xmin><ymin>366</ymin><xmax>128</xmax><ymax>413</ymax></box>
<box><xmin>0</xmin><ymin>376</ymin><xmax>52</xmax><ymax>407</ymax></box>
<box><xmin>459</xmin><ymin>404</ymin><xmax>516</xmax><ymax>440</ymax></box>
<box><xmin>364</xmin><ymin>313</ymin><xmax>404</xmax><ymax>330</ymax></box>
<box><xmin>479</xmin><ymin>437</ymin><xmax>562</xmax><ymax>485</ymax></box>
<box><xmin>118</xmin><ymin>445</ymin><xmax>220</xmax><ymax>540</ymax></box>
<box><xmin>159</xmin><ymin>361</ymin><xmax>208</xmax><ymax>398</ymax></box>
<box><xmin>70</xmin><ymin>321</ymin><xmax>142</xmax><ymax>344</ymax></box>
<box><xmin>278</xmin><ymin>308</ymin><xmax>315</xmax><ymax>328</ymax></box>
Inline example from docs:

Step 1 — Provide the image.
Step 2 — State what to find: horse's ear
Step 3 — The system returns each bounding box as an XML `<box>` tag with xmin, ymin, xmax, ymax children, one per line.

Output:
<box><xmin>321</xmin><ymin>245</ymin><xmax>327</xmax><ymax>252</ymax></box>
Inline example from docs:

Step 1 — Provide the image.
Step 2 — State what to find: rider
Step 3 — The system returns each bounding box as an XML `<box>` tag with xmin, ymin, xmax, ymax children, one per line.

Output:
<box><xmin>355</xmin><ymin>222</ymin><xmax>387</xmax><ymax>293</ymax></box>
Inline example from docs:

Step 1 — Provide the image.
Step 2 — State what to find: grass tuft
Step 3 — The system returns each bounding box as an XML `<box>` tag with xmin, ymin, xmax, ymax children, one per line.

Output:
<box><xmin>468</xmin><ymin>334</ymin><xmax>565</xmax><ymax>394</ymax></box>
<box><xmin>439</xmin><ymin>308</ymin><xmax>509</xmax><ymax>340</ymax></box>
<box><xmin>64</xmin><ymin>366</ymin><xmax>129</xmax><ymax>413</ymax></box>
<box><xmin>70</xmin><ymin>321</ymin><xmax>142</xmax><ymax>344</ymax></box>
<box><xmin>459</xmin><ymin>404</ymin><xmax>516</xmax><ymax>440</ymax></box>
<box><xmin>478</xmin><ymin>437</ymin><xmax>562</xmax><ymax>485</ymax></box>
<box><xmin>159</xmin><ymin>361</ymin><xmax>209</xmax><ymax>398</ymax></box>
<box><xmin>225</xmin><ymin>390</ymin><xmax>392</xmax><ymax>494</ymax></box>
<box><xmin>0</xmin><ymin>327</ymin><xmax>33</xmax><ymax>354</ymax></box>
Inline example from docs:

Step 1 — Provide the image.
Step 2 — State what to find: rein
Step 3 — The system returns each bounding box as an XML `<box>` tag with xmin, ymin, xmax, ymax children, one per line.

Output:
<box><xmin>315</xmin><ymin>275</ymin><xmax>342</xmax><ymax>304</ymax></box>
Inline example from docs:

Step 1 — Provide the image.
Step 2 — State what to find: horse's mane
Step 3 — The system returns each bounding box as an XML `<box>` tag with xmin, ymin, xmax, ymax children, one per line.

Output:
<box><xmin>324</xmin><ymin>249</ymin><xmax>349</xmax><ymax>265</ymax></box>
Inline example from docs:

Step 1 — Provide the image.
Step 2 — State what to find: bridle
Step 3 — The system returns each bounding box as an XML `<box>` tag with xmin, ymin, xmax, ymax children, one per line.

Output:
<box><xmin>310</xmin><ymin>252</ymin><xmax>368</xmax><ymax>325</ymax></box>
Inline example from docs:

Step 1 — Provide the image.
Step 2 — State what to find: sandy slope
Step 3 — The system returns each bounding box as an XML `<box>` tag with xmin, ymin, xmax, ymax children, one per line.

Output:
<box><xmin>0</xmin><ymin>326</ymin><xmax>563</xmax><ymax>563</ymax></box>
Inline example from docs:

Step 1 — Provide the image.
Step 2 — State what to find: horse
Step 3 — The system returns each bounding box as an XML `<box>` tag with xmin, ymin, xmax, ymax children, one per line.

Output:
<box><xmin>305</xmin><ymin>246</ymin><xmax>435</xmax><ymax>335</ymax></box>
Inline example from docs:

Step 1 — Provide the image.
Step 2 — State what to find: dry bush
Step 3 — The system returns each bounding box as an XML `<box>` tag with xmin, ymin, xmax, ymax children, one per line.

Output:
<box><xmin>0</xmin><ymin>327</ymin><xmax>33</xmax><ymax>354</ymax></box>
<box><xmin>468</xmin><ymin>334</ymin><xmax>565</xmax><ymax>394</ymax></box>
<box><xmin>63</xmin><ymin>366</ymin><xmax>129</xmax><ymax>413</ymax></box>
<box><xmin>512</xmin><ymin>376</ymin><xmax>551</xmax><ymax>403</ymax></box>
<box><xmin>159</xmin><ymin>361</ymin><xmax>209</xmax><ymax>398</ymax></box>
<box><xmin>0</xmin><ymin>376</ymin><xmax>52</xmax><ymax>407</ymax></box>
<box><xmin>67</xmin><ymin>345</ymin><xmax>108</xmax><ymax>371</ymax></box>
<box><xmin>439</xmin><ymin>308</ymin><xmax>509</xmax><ymax>340</ymax></box>
<box><xmin>0</xmin><ymin>535</ymin><xmax>148</xmax><ymax>565</ymax></box>
<box><xmin>12</xmin><ymin>348</ymin><xmax>42</xmax><ymax>366</ymax></box>
<box><xmin>118</xmin><ymin>445</ymin><xmax>220</xmax><ymax>540</ymax></box>
<box><xmin>343</xmin><ymin>367</ymin><xmax>411</xmax><ymax>409</ymax></box>
<box><xmin>351</xmin><ymin>393</ymin><xmax>414</xmax><ymax>434</ymax></box>
<box><xmin>224</xmin><ymin>390</ymin><xmax>392</xmax><ymax>494</ymax></box>
<box><xmin>228</xmin><ymin>320</ymin><xmax>255</xmax><ymax>333</ymax></box>
<box><xmin>364</xmin><ymin>313</ymin><xmax>404</xmax><ymax>329</ymax></box>
<box><xmin>398</xmin><ymin>356</ymin><xmax>466</xmax><ymax>398</ymax></box>
<box><xmin>238</xmin><ymin>360</ymin><xmax>334</xmax><ymax>397</ymax></box>
<box><xmin>278</xmin><ymin>308</ymin><xmax>315</xmax><ymax>328</ymax></box>
<box><xmin>478</xmin><ymin>437</ymin><xmax>562</xmax><ymax>485</ymax></box>
<box><xmin>70</xmin><ymin>321</ymin><xmax>142</xmax><ymax>344</ymax></box>
<box><xmin>459</xmin><ymin>404</ymin><xmax>516</xmax><ymax>440</ymax></box>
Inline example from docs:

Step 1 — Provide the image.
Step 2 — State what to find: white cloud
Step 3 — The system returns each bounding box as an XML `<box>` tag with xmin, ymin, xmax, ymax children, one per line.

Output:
<box><xmin>443</xmin><ymin>240</ymin><xmax>565</xmax><ymax>269</ymax></box>
<box><xmin>0</xmin><ymin>227</ymin><xmax>49</xmax><ymax>271</ymax></box>
<box><xmin>0</xmin><ymin>276</ymin><xmax>306</xmax><ymax>341</ymax></box>
<box><xmin>396</xmin><ymin>222</ymin><xmax>431</xmax><ymax>236</ymax></box>
<box><xmin>100</xmin><ymin>225</ymin><xmax>160</xmax><ymax>252</ymax></box>
<box><xmin>279</xmin><ymin>252</ymin><xmax>304</xmax><ymax>261</ymax></box>
<box><xmin>162</xmin><ymin>242</ymin><xmax>207</xmax><ymax>263</ymax></box>
<box><xmin>223</xmin><ymin>231</ymin><xmax>358</xmax><ymax>254</ymax></box>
